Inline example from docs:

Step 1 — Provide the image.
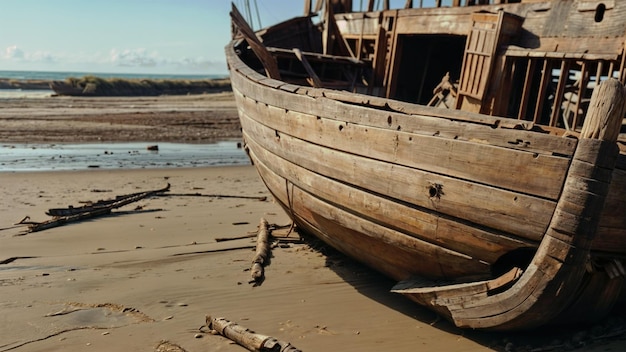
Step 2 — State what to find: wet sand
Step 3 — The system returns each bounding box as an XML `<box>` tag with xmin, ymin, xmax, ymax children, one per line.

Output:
<box><xmin>0</xmin><ymin>94</ymin><xmax>624</xmax><ymax>351</ymax></box>
<box><xmin>0</xmin><ymin>93</ymin><xmax>240</xmax><ymax>144</ymax></box>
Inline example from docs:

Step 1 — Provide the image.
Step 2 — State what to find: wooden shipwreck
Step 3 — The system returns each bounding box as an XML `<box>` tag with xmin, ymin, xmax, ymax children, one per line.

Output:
<box><xmin>226</xmin><ymin>0</ymin><xmax>626</xmax><ymax>330</ymax></box>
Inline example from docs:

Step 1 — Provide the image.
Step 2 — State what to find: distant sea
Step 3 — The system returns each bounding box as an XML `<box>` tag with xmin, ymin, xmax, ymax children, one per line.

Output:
<box><xmin>0</xmin><ymin>69</ymin><xmax>226</xmax><ymax>81</ymax></box>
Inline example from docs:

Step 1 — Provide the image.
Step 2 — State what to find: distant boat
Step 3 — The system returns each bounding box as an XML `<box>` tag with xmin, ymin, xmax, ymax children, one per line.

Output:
<box><xmin>227</xmin><ymin>0</ymin><xmax>626</xmax><ymax>330</ymax></box>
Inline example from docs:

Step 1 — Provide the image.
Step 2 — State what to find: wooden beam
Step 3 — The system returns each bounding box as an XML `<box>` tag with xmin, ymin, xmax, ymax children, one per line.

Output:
<box><xmin>323</xmin><ymin>4</ymin><xmax>355</xmax><ymax>57</ymax></box>
<box><xmin>293</xmin><ymin>48</ymin><xmax>323</xmax><ymax>87</ymax></box>
<box><xmin>517</xmin><ymin>59</ymin><xmax>536</xmax><ymax>120</ymax></box>
<box><xmin>549</xmin><ymin>60</ymin><xmax>570</xmax><ymax>127</ymax></box>
<box><xmin>572</xmin><ymin>62</ymin><xmax>589</xmax><ymax>131</ymax></box>
<box><xmin>314</xmin><ymin>0</ymin><xmax>324</xmax><ymax>12</ymax></box>
<box><xmin>230</xmin><ymin>4</ymin><xmax>280</xmax><ymax>80</ymax></box>
<box><xmin>618</xmin><ymin>48</ymin><xmax>626</xmax><ymax>84</ymax></box>
<box><xmin>532</xmin><ymin>59</ymin><xmax>552</xmax><ymax>124</ymax></box>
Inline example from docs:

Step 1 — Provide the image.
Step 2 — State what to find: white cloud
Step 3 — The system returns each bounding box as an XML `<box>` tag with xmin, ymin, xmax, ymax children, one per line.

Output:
<box><xmin>4</xmin><ymin>45</ymin><xmax>25</xmax><ymax>60</ymax></box>
<box><xmin>109</xmin><ymin>48</ymin><xmax>158</xmax><ymax>67</ymax></box>
<box><xmin>2</xmin><ymin>44</ymin><xmax>226</xmax><ymax>74</ymax></box>
<box><xmin>4</xmin><ymin>45</ymin><xmax>55</xmax><ymax>63</ymax></box>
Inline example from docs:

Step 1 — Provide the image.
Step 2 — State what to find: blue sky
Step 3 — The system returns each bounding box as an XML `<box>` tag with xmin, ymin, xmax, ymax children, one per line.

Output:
<box><xmin>0</xmin><ymin>0</ymin><xmax>438</xmax><ymax>75</ymax></box>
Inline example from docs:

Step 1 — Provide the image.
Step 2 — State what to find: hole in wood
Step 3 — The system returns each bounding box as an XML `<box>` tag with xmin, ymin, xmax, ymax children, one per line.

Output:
<box><xmin>338</xmin><ymin>125</ymin><xmax>344</xmax><ymax>131</ymax></box>
<box><xmin>397</xmin><ymin>125</ymin><xmax>402</xmax><ymax>131</ymax></box>
<box><xmin>428</xmin><ymin>183</ymin><xmax>443</xmax><ymax>199</ymax></box>
<box><xmin>595</xmin><ymin>4</ymin><xmax>606</xmax><ymax>22</ymax></box>
<box><xmin>491</xmin><ymin>248</ymin><xmax>535</xmax><ymax>279</ymax></box>
<box><xmin>387</xmin><ymin>115</ymin><xmax>392</xmax><ymax>126</ymax></box>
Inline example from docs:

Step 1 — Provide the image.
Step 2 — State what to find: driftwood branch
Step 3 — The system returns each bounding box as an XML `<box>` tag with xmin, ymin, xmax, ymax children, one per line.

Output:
<box><xmin>250</xmin><ymin>218</ymin><xmax>272</xmax><ymax>284</ymax></box>
<box><xmin>206</xmin><ymin>315</ymin><xmax>301</xmax><ymax>352</ymax></box>
<box><xmin>215</xmin><ymin>233</ymin><xmax>258</xmax><ymax>242</ymax></box>
<box><xmin>157</xmin><ymin>193</ymin><xmax>267</xmax><ymax>201</ymax></box>
<box><xmin>24</xmin><ymin>184</ymin><xmax>170</xmax><ymax>233</ymax></box>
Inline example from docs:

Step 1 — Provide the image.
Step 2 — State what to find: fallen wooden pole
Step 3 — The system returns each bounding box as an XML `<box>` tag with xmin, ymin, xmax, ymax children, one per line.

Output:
<box><xmin>250</xmin><ymin>218</ymin><xmax>271</xmax><ymax>283</ymax></box>
<box><xmin>27</xmin><ymin>184</ymin><xmax>170</xmax><ymax>233</ymax></box>
<box><xmin>215</xmin><ymin>233</ymin><xmax>258</xmax><ymax>242</ymax></box>
<box><xmin>206</xmin><ymin>315</ymin><xmax>301</xmax><ymax>352</ymax></box>
<box><xmin>157</xmin><ymin>193</ymin><xmax>267</xmax><ymax>201</ymax></box>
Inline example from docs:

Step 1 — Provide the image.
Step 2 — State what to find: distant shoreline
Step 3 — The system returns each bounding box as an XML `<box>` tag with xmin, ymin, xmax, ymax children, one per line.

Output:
<box><xmin>0</xmin><ymin>78</ymin><xmax>51</xmax><ymax>90</ymax></box>
<box><xmin>0</xmin><ymin>76</ymin><xmax>232</xmax><ymax>96</ymax></box>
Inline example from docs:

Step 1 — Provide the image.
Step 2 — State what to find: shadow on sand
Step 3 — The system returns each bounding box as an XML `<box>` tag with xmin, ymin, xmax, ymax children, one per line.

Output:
<box><xmin>296</xmin><ymin>231</ymin><xmax>626</xmax><ymax>352</ymax></box>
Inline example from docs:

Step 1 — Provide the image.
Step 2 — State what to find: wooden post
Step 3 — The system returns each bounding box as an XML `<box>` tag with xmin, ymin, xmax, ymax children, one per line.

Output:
<box><xmin>414</xmin><ymin>79</ymin><xmax>626</xmax><ymax>330</ymax></box>
<box><xmin>293</xmin><ymin>48</ymin><xmax>323</xmax><ymax>87</ymax></box>
<box><xmin>579</xmin><ymin>78</ymin><xmax>626</xmax><ymax>141</ymax></box>
<box><xmin>521</xmin><ymin>77</ymin><xmax>626</xmax><ymax>326</ymax></box>
<box><xmin>251</xmin><ymin>218</ymin><xmax>271</xmax><ymax>283</ymax></box>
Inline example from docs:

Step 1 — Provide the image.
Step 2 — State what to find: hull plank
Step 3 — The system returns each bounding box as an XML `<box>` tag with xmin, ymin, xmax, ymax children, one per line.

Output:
<box><xmin>239</xmin><ymin>97</ymin><xmax>557</xmax><ymax>241</ymax></box>
<box><xmin>245</xmin><ymin>131</ymin><xmax>536</xmax><ymax>265</ymax></box>
<box><xmin>250</xmin><ymin>148</ymin><xmax>491</xmax><ymax>280</ymax></box>
<box><xmin>232</xmin><ymin>73</ymin><xmax>573</xmax><ymax>200</ymax></box>
<box><xmin>233</xmin><ymin>67</ymin><xmax>578</xmax><ymax>157</ymax></box>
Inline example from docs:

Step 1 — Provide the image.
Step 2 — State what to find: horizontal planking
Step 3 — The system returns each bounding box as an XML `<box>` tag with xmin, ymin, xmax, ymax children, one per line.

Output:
<box><xmin>235</xmin><ymin>88</ymin><xmax>570</xmax><ymax>201</ymax></box>
<box><xmin>316</xmin><ymin>90</ymin><xmax>577</xmax><ymax>157</ymax></box>
<box><xmin>239</xmin><ymin>110</ymin><xmax>554</xmax><ymax>242</ymax></box>
<box><xmin>390</xmin><ymin>3</ymin><xmax>626</xmax><ymax>55</ymax></box>
<box><xmin>245</xmin><ymin>132</ymin><xmax>537</xmax><ymax>264</ymax></box>
<box><xmin>228</xmin><ymin>53</ymin><xmax>578</xmax><ymax>157</ymax></box>
<box><xmin>250</xmin><ymin>148</ymin><xmax>492</xmax><ymax>280</ymax></box>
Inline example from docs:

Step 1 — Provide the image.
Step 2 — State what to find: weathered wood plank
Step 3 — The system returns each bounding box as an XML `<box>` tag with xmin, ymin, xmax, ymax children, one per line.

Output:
<box><xmin>229</xmin><ymin>43</ymin><xmax>574</xmax><ymax>137</ymax></box>
<box><xmin>235</xmin><ymin>88</ymin><xmax>571</xmax><ymax>200</ymax></box>
<box><xmin>321</xmin><ymin>90</ymin><xmax>577</xmax><ymax>156</ymax></box>
<box><xmin>229</xmin><ymin>56</ymin><xmax>577</xmax><ymax>157</ymax></box>
<box><xmin>388</xmin><ymin>3</ymin><xmax>626</xmax><ymax>56</ymax></box>
<box><xmin>245</xmin><ymin>132</ymin><xmax>536</xmax><ymax>264</ymax></box>
<box><xmin>239</xmin><ymin>110</ymin><xmax>554</xmax><ymax>242</ymax></box>
<box><xmin>230</xmin><ymin>4</ymin><xmax>280</xmax><ymax>80</ymax></box>
<box><xmin>250</xmin><ymin>149</ymin><xmax>492</xmax><ymax>280</ymax></box>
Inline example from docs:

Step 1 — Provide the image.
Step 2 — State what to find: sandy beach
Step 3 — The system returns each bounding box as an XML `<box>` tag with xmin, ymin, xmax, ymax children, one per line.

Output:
<box><xmin>1</xmin><ymin>94</ymin><xmax>624</xmax><ymax>352</ymax></box>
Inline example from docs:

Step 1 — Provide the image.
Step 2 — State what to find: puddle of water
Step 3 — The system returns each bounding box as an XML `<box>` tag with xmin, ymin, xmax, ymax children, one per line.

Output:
<box><xmin>0</xmin><ymin>89</ymin><xmax>53</xmax><ymax>99</ymax></box>
<box><xmin>0</xmin><ymin>141</ymin><xmax>250</xmax><ymax>172</ymax></box>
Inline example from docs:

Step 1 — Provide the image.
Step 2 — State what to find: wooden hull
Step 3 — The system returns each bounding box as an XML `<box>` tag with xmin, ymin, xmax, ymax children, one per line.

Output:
<box><xmin>227</xmin><ymin>1</ymin><xmax>626</xmax><ymax>330</ymax></box>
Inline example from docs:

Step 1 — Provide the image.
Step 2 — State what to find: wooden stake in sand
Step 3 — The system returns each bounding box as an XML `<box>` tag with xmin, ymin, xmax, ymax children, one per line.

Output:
<box><xmin>250</xmin><ymin>218</ymin><xmax>271</xmax><ymax>283</ymax></box>
<box><xmin>206</xmin><ymin>315</ymin><xmax>301</xmax><ymax>352</ymax></box>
